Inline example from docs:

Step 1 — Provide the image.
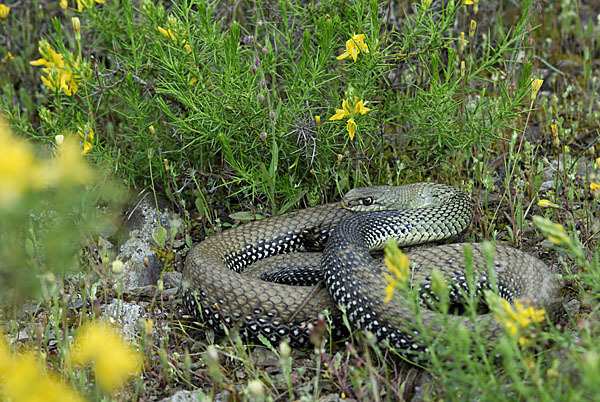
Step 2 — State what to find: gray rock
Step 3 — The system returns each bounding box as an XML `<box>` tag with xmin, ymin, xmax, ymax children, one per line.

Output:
<box><xmin>103</xmin><ymin>299</ymin><xmax>145</xmax><ymax>341</ymax></box>
<box><xmin>117</xmin><ymin>192</ymin><xmax>176</xmax><ymax>291</ymax></box>
<box><xmin>160</xmin><ymin>390</ymin><xmax>206</xmax><ymax>402</ymax></box>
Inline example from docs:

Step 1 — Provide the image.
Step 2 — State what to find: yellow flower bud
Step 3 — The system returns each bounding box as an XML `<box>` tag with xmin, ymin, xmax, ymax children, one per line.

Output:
<box><xmin>248</xmin><ymin>380</ymin><xmax>264</xmax><ymax>398</ymax></box>
<box><xmin>531</xmin><ymin>78</ymin><xmax>543</xmax><ymax>100</ymax></box>
<box><xmin>0</xmin><ymin>4</ymin><xmax>10</xmax><ymax>20</ymax></box>
<box><xmin>469</xmin><ymin>20</ymin><xmax>477</xmax><ymax>38</ymax></box>
<box><xmin>111</xmin><ymin>259</ymin><xmax>124</xmax><ymax>275</ymax></box>
<box><xmin>72</xmin><ymin>17</ymin><xmax>81</xmax><ymax>41</ymax></box>
<box><xmin>537</xmin><ymin>199</ymin><xmax>559</xmax><ymax>208</ymax></box>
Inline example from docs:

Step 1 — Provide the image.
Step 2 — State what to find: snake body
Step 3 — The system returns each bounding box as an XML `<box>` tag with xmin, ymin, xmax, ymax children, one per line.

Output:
<box><xmin>182</xmin><ymin>183</ymin><xmax>562</xmax><ymax>350</ymax></box>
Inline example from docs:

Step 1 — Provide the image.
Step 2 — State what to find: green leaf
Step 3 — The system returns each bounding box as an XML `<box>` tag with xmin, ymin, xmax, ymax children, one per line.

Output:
<box><xmin>153</xmin><ymin>226</ymin><xmax>167</xmax><ymax>248</ymax></box>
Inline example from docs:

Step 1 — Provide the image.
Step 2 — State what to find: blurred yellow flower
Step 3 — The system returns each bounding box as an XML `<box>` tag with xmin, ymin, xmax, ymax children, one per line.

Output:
<box><xmin>2</xmin><ymin>51</ymin><xmax>14</xmax><ymax>64</ymax></box>
<box><xmin>0</xmin><ymin>332</ymin><xmax>84</xmax><ymax>402</ymax></box>
<box><xmin>489</xmin><ymin>294</ymin><xmax>545</xmax><ymax>347</ymax></box>
<box><xmin>591</xmin><ymin>182</ymin><xmax>600</xmax><ymax>192</ymax></box>
<box><xmin>3</xmin><ymin>353</ymin><xmax>84</xmax><ymax>402</ymax></box>
<box><xmin>383</xmin><ymin>241</ymin><xmax>410</xmax><ymax>303</ymax></box>
<box><xmin>158</xmin><ymin>26</ymin><xmax>176</xmax><ymax>40</ymax></box>
<box><xmin>0</xmin><ymin>118</ymin><xmax>93</xmax><ymax>208</ymax></box>
<box><xmin>60</xmin><ymin>0</ymin><xmax>68</xmax><ymax>10</ymax></box>
<box><xmin>537</xmin><ymin>199</ymin><xmax>559</xmax><ymax>208</ymax></box>
<box><xmin>494</xmin><ymin>298</ymin><xmax>545</xmax><ymax>335</ymax></box>
<box><xmin>533</xmin><ymin>216</ymin><xmax>572</xmax><ymax>247</ymax></box>
<box><xmin>329</xmin><ymin>96</ymin><xmax>371</xmax><ymax>140</ymax></box>
<box><xmin>337</xmin><ymin>33</ymin><xmax>369</xmax><ymax>62</ymax></box>
<box><xmin>70</xmin><ymin>321</ymin><xmax>142</xmax><ymax>392</ymax></box>
<box><xmin>0</xmin><ymin>4</ymin><xmax>10</xmax><ymax>20</ymax></box>
<box><xmin>464</xmin><ymin>0</ymin><xmax>478</xmax><ymax>4</ymax></box>
<box><xmin>0</xmin><ymin>120</ymin><xmax>47</xmax><ymax>207</ymax></box>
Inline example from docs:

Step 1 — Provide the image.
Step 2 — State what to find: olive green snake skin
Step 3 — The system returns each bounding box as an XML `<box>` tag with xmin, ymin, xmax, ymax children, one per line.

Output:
<box><xmin>182</xmin><ymin>183</ymin><xmax>563</xmax><ymax>352</ymax></box>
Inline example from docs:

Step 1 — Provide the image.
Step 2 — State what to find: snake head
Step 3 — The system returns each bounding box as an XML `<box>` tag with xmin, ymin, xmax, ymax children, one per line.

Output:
<box><xmin>341</xmin><ymin>186</ymin><xmax>400</xmax><ymax>211</ymax></box>
<box><xmin>341</xmin><ymin>183</ymin><xmax>468</xmax><ymax>212</ymax></box>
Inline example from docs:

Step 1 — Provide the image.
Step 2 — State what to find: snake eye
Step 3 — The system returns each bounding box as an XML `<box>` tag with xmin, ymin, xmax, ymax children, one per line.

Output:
<box><xmin>362</xmin><ymin>197</ymin><xmax>373</xmax><ymax>206</ymax></box>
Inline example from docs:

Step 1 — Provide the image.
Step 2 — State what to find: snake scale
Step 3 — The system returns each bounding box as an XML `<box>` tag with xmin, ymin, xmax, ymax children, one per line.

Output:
<box><xmin>182</xmin><ymin>183</ymin><xmax>563</xmax><ymax>352</ymax></box>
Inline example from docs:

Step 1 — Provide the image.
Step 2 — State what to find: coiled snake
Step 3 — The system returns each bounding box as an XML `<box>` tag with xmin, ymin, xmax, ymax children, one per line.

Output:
<box><xmin>182</xmin><ymin>183</ymin><xmax>562</xmax><ymax>352</ymax></box>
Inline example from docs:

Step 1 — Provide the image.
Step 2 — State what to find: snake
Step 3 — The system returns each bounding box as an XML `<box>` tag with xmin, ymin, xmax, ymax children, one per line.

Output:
<box><xmin>182</xmin><ymin>183</ymin><xmax>563</xmax><ymax>353</ymax></box>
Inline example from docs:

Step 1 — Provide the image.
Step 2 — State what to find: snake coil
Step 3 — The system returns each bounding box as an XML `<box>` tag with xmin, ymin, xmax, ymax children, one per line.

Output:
<box><xmin>182</xmin><ymin>183</ymin><xmax>562</xmax><ymax>352</ymax></box>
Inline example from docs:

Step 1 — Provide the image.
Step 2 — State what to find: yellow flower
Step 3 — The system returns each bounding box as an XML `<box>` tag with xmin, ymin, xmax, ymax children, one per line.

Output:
<box><xmin>0</xmin><ymin>119</ymin><xmax>93</xmax><ymax>208</ymax></box>
<box><xmin>591</xmin><ymin>182</ymin><xmax>600</xmax><ymax>192</ymax></box>
<box><xmin>353</xmin><ymin>99</ymin><xmax>371</xmax><ymax>115</ymax></box>
<box><xmin>315</xmin><ymin>115</ymin><xmax>320</xmax><ymax>127</ymax></box>
<box><xmin>531</xmin><ymin>78</ymin><xmax>544</xmax><ymax>100</ymax></box>
<box><xmin>537</xmin><ymin>199</ymin><xmax>559</xmax><ymax>208</ymax></box>
<box><xmin>70</xmin><ymin>321</ymin><xmax>142</xmax><ymax>392</ymax></box>
<box><xmin>337</xmin><ymin>33</ymin><xmax>369</xmax><ymax>62</ymax></box>
<box><xmin>2</xmin><ymin>51</ymin><xmax>13</xmax><ymax>64</ymax></box>
<box><xmin>490</xmin><ymin>294</ymin><xmax>545</xmax><ymax>344</ymax></box>
<box><xmin>3</xmin><ymin>353</ymin><xmax>84</xmax><ymax>402</ymax></box>
<box><xmin>76</xmin><ymin>0</ymin><xmax>103</xmax><ymax>12</ymax></box>
<box><xmin>0</xmin><ymin>120</ymin><xmax>46</xmax><ymax>207</ymax></box>
<box><xmin>60</xmin><ymin>0</ymin><xmax>68</xmax><ymax>10</ymax></box>
<box><xmin>330</xmin><ymin>99</ymin><xmax>351</xmax><ymax>120</ymax></box>
<box><xmin>383</xmin><ymin>240</ymin><xmax>410</xmax><ymax>303</ymax></box>
<box><xmin>158</xmin><ymin>26</ymin><xmax>175</xmax><ymax>40</ymax></box>
<box><xmin>158</xmin><ymin>18</ymin><xmax>191</xmax><ymax>53</ymax></box>
<box><xmin>329</xmin><ymin>96</ymin><xmax>372</xmax><ymax>139</ymax></box>
<box><xmin>76</xmin><ymin>124</ymin><xmax>94</xmax><ymax>154</ymax></box>
<box><xmin>464</xmin><ymin>0</ymin><xmax>478</xmax><ymax>4</ymax></box>
<box><xmin>50</xmin><ymin>137</ymin><xmax>94</xmax><ymax>185</ymax></box>
<box><xmin>460</xmin><ymin>31</ymin><xmax>469</xmax><ymax>47</ymax></box>
<box><xmin>0</xmin><ymin>331</ymin><xmax>84</xmax><ymax>402</ymax></box>
<box><xmin>346</xmin><ymin>118</ymin><xmax>357</xmax><ymax>140</ymax></box>
<box><xmin>550</xmin><ymin>124</ymin><xmax>558</xmax><ymax>137</ymax></box>
<box><xmin>0</xmin><ymin>4</ymin><xmax>10</xmax><ymax>20</ymax></box>
<box><xmin>30</xmin><ymin>39</ymin><xmax>90</xmax><ymax>96</ymax></box>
